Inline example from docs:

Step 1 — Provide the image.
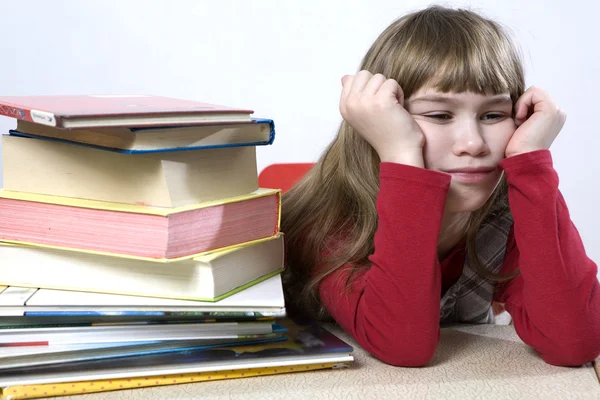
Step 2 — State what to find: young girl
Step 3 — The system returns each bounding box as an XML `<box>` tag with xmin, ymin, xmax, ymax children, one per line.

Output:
<box><xmin>281</xmin><ymin>6</ymin><xmax>600</xmax><ymax>367</ymax></box>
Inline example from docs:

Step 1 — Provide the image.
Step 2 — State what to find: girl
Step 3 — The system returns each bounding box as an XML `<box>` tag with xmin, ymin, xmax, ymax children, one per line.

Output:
<box><xmin>281</xmin><ymin>6</ymin><xmax>600</xmax><ymax>367</ymax></box>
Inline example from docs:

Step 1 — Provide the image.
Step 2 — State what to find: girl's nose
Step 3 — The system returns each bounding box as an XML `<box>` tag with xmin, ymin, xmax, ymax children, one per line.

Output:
<box><xmin>452</xmin><ymin>119</ymin><xmax>490</xmax><ymax>157</ymax></box>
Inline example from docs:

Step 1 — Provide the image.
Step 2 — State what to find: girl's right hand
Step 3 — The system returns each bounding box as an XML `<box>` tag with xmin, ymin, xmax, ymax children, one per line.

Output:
<box><xmin>339</xmin><ymin>70</ymin><xmax>425</xmax><ymax>167</ymax></box>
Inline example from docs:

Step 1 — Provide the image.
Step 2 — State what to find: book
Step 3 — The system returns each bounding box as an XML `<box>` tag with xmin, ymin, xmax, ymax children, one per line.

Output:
<box><xmin>0</xmin><ymin>318</ymin><xmax>353</xmax><ymax>388</ymax></box>
<box><xmin>0</xmin><ymin>361</ymin><xmax>350</xmax><ymax>400</ymax></box>
<box><xmin>0</xmin><ymin>287</ymin><xmax>34</xmax><ymax>307</ymax></box>
<box><xmin>0</xmin><ymin>234</ymin><xmax>284</xmax><ymax>302</ymax></box>
<box><xmin>0</xmin><ymin>334</ymin><xmax>286</xmax><ymax>364</ymax></box>
<box><xmin>0</xmin><ymin>188</ymin><xmax>281</xmax><ymax>261</ymax></box>
<box><xmin>0</xmin><ymin>274</ymin><xmax>286</xmax><ymax>317</ymax></box>
<box><xmin>2</xmin><ymin>134</ymin><xmax>260</xmax><ymax>207</ymax></box>
<box><xmin>0</xmin><ymin>95</ymin><xmax>253</xmax><ymax>128</ymax></box>
<box><xmin>0</xmin><ymin>314</ymin><xmax>277</xmax><ymax>328</ymax></box>
<box><xmin>10</xmin><ymin>118</ymin><xmax>275</xmax><ymax>152</ymax></box>
<box><xmin>0</xmin><ymin>321</ymin><xmax>282</xmax><ymax>347</ymax></box>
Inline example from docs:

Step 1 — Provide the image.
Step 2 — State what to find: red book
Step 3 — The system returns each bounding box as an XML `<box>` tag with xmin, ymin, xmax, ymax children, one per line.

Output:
<box><xmin>0</xmin><ymin>95</ymin><xmax>253</xmax><ymax>129</ymax></box>
<box><xmin>0</xmin><ymin>189</ymin><xmax>280</xmax><ymax>261</ymax></box>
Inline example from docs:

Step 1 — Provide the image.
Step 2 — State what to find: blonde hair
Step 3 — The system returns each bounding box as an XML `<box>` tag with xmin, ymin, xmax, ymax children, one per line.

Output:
<box><xmin>281</xmin><ymin>6</ymin><xmax>525</xmax><ymax>318</ymax></box>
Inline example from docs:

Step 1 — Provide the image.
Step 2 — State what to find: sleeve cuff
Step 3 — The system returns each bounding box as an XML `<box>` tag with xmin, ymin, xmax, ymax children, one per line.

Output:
<box><xmin>500</xmin><ymin>150</ymin><xmax>553</xmax><ymax>173</ymax></box>
<box><xmin>380</xmin><ymin>162</ymin><xmax>451</xmax><ymax>190</ymax></box>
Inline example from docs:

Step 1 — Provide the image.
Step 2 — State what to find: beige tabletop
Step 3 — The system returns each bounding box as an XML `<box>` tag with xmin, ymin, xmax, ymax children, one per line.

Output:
<box><xmin>47</xmin><ymin>323</ymin><xmax>599</xmax><ymax>400</ymax></box>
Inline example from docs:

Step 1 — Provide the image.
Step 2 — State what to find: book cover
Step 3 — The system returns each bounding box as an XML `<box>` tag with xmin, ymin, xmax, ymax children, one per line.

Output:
<box><xmin>0</xmin><ymin>334</ymin><xmax>287</xmax><ymax>365</ymax></box>
<box><xmin>0</xmin><ymin>321</ymin><xmax>282</xmax><ymax>347</ymax></box>
<box><xmin>0</xmin><ymin>315</ymin><xmax>277</xmax><ymax>330</ymax></box>
<box><xmin>0</xmin><ymin>95</ymin><xmax>253</xmax><ymax>128</ymax></box>
<box><xmin>9</xmin><ymin>118</ymin><xmax>275</xmax><ymax>153</ymax></box>
<box><xmin>21</xmin><ymin>310</ymin><xmax>286</xmax><ymax>319</ymax></box>
<box><xmin>0</xmin><ymin>187</ymin><xmax>278</xmax><ymax>217</ymax></box>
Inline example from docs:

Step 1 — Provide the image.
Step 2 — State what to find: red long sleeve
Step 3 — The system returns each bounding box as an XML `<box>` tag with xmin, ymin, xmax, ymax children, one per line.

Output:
<box><xmin>318</xmin><ymin>163</ymin><xmax>451</xmax><ymax>366</ymax></box>
<box><xmin>319</xmin><ymin>151</ymin><xmax>600</xmax><ymax>367</ymax></box>
<box><xmin>495</xmin><ymin>150</ymin><xmax>600</xmax><ymax>366</ymax></box>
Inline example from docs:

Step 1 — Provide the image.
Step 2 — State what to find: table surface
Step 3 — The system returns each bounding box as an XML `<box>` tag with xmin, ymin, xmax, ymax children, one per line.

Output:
<box><xmin>45</xmin><ymin>323</ymin><xmax>599</xmax><ymax>400</ymax></box>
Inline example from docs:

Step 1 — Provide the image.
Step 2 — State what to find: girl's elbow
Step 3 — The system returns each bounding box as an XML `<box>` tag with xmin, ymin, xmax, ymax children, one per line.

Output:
<box><xmin>369</xmin><ymin>340</ymin><xmax>438</xmax><ymax>367</ymax></box>
<box><xmin>541</xmin><ymin>342</ymin><xmax>600</xmax><ymax>367</ymax></box>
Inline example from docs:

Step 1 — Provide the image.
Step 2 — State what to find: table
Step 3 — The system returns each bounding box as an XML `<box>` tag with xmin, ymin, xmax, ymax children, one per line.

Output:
<box><xmin>48</xmin><ymin>323</ymin><xmax>599</xmax><ymax>400</ymax></box>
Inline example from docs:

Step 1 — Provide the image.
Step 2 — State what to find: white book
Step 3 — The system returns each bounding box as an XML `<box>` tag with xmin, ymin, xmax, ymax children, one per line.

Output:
<box><xmin>0</xmin><ymin>322</ymin><xmax>276</xmax><ymax>346</ymax></box>
<box><xmin>0</xmin><ymin>274</ymin><xmax>285</xmax><ymax>316</ymax></box>
<box><xmin>0</xmin><ymin>234</ymin><xmax>284</xmax><ymax>302</ymax></box>
<box><xmin>2</xmin><ymin>134</ymin><xmax>260</xmax><ymax>208</ymax></box>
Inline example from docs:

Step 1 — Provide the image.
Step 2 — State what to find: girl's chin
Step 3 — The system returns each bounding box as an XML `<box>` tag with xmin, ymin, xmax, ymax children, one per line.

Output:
<box><xmin>446</xmin><ymin>188</ymin><xmax>495</xmax><ymax>213</ymax></box>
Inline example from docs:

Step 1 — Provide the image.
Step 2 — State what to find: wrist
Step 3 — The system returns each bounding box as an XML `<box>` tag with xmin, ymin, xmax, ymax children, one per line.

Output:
<box><xmin>505</xmin><ymin>151</ymin><xmax>529</xmax><ymax>158</ymax></box>
<box><xmin>505</xmin><ymin>146</ymin><xmax>546</xmax><ymax>159</ymax></box>
<box><xmin>379</xmin><ymin>148</ymin><xmax>424</xmax><ymax>168</ymax></box>
<box><xmin>501</xmin><ymin>149</ymin><xmax>553</xmax><ymax>170</ymax></box>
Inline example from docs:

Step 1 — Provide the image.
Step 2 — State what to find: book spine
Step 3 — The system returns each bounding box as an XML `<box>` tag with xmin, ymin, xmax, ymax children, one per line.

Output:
<box><xmin>0</xmin><ymin>103</ymin><xmax>61</xmax><ymax>128</ymax></box>
<box><xmin>252</xmin><ymin>118</ymin><xmax>276</xmax><ymax>145</ymax></box>
<box><xmin>0</xmin><ymin>362</ymin><xmax>351</xmax><ymax>399</ymax></box>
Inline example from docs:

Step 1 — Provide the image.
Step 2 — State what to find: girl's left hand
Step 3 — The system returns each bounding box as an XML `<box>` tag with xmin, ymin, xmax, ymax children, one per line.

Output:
<box><xmin>505</xmin><ymin>86</ymin><xmax>567</xmax><ymax>158</ymax></box>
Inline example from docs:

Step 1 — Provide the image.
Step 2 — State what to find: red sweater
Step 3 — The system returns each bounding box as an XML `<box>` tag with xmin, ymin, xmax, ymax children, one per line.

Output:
<box><xmin>319</xmin><ymin>150</ymin><xmax>600</xmax><ymax>367</ymax></box>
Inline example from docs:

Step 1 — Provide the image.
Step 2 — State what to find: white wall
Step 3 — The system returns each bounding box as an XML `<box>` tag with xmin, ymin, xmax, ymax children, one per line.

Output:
<box><xmin>0</xmin><ymin>0</ymin><xmax>598</xmax><ymax>270</ymax></box>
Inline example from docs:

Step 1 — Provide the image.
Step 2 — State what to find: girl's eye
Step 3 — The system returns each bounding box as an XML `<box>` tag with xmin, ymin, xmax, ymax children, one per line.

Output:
<box><xmin>425</xmin><ymin>113</ymin><xmax>452</xmax><ymax>120</ymax></box>
<box><xmin>481</xmin><ymin>113</ymin><xmax>505</xmax><ymax>121</ymax></box>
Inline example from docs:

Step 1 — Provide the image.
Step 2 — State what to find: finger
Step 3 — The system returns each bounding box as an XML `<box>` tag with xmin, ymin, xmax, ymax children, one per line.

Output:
<box><xmin>514</xmin><ymin>87</ymin><xmax>535</xmax><ymax>125</ymax></box>
<box><xmin>557</xmin><ymin>108</ymin><xmax>567</xmax><ymax>129</ymax></box>
<box><xmin>515</xmin><ymin>86</ymin><xmax>559</xmax><ymax>124</ymax></box>
<box><xmin>362</xmin><ymin>73</ymin><xmax>387</xmax><ymax>95</ymax></box>
<box><xmin>350</xmin><ymin>70</ymin><xmax>373</xmax><ymax>93</ymax></box>
<box><xmin>339</xmin><ymin>75</ymin><xmax>355</xmax><ymax>115</ymax></box>
<box><xmin>341</xmin><ymin>75</ymin><xmax>355</xmax><ymax>98</ymax></box>
<box><xmin>377</xmin><ymin>78</ymin><xmax>405</xmax><ymax>106</ymax></box>
<box><xmin>529</xmin><ymin>87</ymin><xmax>554</xmax><ymax>113</ymax></box>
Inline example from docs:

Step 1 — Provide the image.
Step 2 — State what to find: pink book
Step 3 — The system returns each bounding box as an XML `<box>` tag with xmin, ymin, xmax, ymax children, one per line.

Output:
<box><xmin>0</xmin><ymin>95</ymin><xmax>253</xmax><ymax>129</ymax></box>
<box><xmin>0</xmin><ymin>189</ymin><xmax>280</xmax><ymax>261</ymax></box>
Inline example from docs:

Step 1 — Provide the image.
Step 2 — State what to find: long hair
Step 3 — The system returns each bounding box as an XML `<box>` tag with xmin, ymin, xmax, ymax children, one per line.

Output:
<box><xmin>281</xmin><ymin>6</ymin><xmax>525</xmax><ymax>319</ymax></box>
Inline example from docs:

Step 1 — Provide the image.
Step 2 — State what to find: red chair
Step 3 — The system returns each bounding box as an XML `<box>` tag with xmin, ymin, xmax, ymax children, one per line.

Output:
<box><xmin>258</xmin><ymin>163</ymin><xmax>314</xmax><ymax>193</ymax></box>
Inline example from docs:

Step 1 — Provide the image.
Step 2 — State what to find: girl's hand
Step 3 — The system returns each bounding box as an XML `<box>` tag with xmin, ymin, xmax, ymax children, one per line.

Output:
<box><xmin>339</xmin><ymin>70</ymin><xmax>425</xmax><ymax>167</ymax></box>
<box><xmin>506</xmin><ymin>87</ymin><xmax>567</xmax><ymax>158</ymax></box>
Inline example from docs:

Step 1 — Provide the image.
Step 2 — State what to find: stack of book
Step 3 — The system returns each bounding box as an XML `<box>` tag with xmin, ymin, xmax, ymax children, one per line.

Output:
<box><xmin>0</xmin><ymin>95</ymin><xmax>353</xmax><ymax>399</ymax></box>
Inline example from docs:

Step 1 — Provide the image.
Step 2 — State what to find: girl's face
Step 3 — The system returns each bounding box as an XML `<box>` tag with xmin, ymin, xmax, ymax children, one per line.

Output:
<box><xmin>406</xmin><ymin>87</ymin><xmax>516</xmax><ymax>213</ymax></box>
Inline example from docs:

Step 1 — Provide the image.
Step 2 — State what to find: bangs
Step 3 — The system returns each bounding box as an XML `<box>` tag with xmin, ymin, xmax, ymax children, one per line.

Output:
<box><xmin>371</xmin><ymin>7</ymin><xmax>525</xmax><ymax>102</ymax></box>
<box><xmin>426</xmin><ymin>25</ymin><xmax>524</xmax><ymax>101</ymax></box>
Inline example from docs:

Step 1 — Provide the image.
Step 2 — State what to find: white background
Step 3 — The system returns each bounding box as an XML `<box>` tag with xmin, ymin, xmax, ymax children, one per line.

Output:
<box><xmin>0</xmin><ymin>0</ymin><xmax>598</xmax><ymax>272</ymax></box>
